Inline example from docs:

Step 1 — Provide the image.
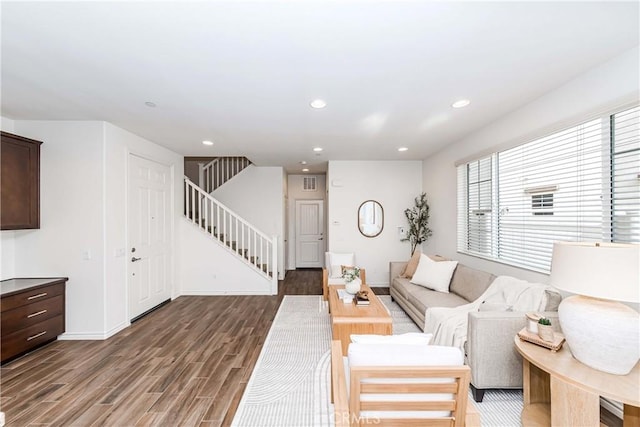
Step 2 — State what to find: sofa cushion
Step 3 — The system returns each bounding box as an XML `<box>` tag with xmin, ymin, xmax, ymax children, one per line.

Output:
<box><xmin>349</xmin><ymin>343</ymin><xmax>463</xmax><ymax>366</ymax></box>
<box><xmin>327</xmin><ymin>253</ymin><xmax>355</xmax><ymax>278</ymax></box>
<box><xmin>351</xmin><ymin>332</ymin><xmax>433</xmax><ymax>345</ymax></box>
<box><xmin>407</xmin><ymin>286</ymin><xmax>468</xmax><ymax>314</ymax></box>
<box><xmin>449</xmin><ymin>264</ymin><xmax>496</xmax><ymax>302</ymax></box>
<box><xmin>411</xmin><ymin>254</ymin><xmax>458</xmax><ymax>293</ymax></box>
<box><xmin>391</xmin><ymin>277</ymin><xmax>415</xmax><ymax>300</ymax></box>
<box><xmin>544</xmin><ymin>289</ymin><xmax>562</xmax><ymax>311</ymax></box>
<box><xmin>401</xmin><ymin>250</ymin><xmax>422</xmax><ymax>278</ymax></box>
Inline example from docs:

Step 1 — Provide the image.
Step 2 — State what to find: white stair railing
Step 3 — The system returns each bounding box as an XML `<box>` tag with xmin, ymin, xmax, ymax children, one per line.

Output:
<box><xmin>201</xmin><ymin>157</ymin><xmax>252</xmax><ymax>193</ymax></box>
<box><xmin>184</xmin><ymin>177</ymin><xmax>277</xmax><ymax>287</ymax></box>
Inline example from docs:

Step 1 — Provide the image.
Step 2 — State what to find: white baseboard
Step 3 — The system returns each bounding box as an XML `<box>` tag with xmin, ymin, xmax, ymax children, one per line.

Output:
<box><xmin>58</xmin><ymin>321</ymin><xmax>130</xmax><ymax>341</ymax></box>
<box><xmin>180</xmin><ymin>290</ymin><xmax>273</xmax><ymax>296</ymax></box>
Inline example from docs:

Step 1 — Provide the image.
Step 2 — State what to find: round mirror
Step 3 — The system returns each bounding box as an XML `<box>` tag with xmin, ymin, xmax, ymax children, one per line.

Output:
<box><xmin>358</xmin><ymin>200</ymin><xmax>384</xmax><ymax>238</ymax></box>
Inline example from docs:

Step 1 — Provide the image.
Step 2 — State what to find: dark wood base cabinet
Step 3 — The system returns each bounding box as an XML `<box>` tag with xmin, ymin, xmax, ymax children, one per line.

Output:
<box><xmin>1</xmin><ymin>278</ymin><xmax>67</xmax><ymax>364</ymax></box>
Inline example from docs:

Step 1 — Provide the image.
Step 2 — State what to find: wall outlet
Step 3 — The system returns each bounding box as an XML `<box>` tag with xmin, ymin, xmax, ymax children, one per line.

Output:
<box><xmin>82</xmin><ymin>250</ymin><xmax>92</xmax><ymax>260</ymax></box>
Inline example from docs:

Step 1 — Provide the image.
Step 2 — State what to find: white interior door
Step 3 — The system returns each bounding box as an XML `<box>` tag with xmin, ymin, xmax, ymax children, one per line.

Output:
<box><xmin>128</xmin><ymin>154</ymin><xmax>172</xmax><ymax>320</ymax></box>
<box><xmin>295</xmin><ymin>200</ymin><xmax>324</xmax><ymax>268</ymax></box>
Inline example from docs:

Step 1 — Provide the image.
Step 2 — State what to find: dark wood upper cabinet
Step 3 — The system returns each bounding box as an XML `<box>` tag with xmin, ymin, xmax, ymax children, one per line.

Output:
<box><xmin>1</xmin><ymin>131</ymin><xmax>42</xmax><ymax>230</ymax></box>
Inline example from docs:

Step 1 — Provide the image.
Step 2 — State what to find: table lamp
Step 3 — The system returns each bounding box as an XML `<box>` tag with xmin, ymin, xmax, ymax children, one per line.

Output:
<box><xmin>550</xmin><ymin>242</ymin><xmax>640</xmax><ymax>375</ymax></box>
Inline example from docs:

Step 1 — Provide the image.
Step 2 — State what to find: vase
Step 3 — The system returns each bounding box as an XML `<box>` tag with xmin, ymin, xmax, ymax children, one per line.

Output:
<box><xmin>345</xmin><ymin>277</ymin><xmax>361</xmax><ymax>295</ymax></box>
<box><xmin>537</xmin><ymin>324</ymin><xmax>554</xmax><ymax>342</ymax></box>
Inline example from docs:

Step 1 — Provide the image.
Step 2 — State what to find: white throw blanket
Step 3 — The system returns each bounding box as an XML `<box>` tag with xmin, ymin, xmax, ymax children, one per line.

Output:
<box><xmin>424</xmin><ymin>276</ymin><xmax>553</xmax><ymax>348</ymax></box>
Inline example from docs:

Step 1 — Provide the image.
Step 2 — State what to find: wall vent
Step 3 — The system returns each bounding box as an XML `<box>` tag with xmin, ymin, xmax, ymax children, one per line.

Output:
<box><xmin>303</xmin><ymin>176</ymin><xmax>317</xmax><ymax>191</ymax></box>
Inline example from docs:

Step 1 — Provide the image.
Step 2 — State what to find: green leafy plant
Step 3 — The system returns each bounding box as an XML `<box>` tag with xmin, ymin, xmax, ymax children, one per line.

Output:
<box><xmin>538</xmin><ymin>317</ymin><xmax>551</xmax><ymax>326</ymax></box>
<box><xmin>342</xmin><ymin>266</ymin><xmax>360</xmax><ymax>283</ymax></box>
<box><xmin>401</xmin><ymin>193</ymin><xmax>433</xmax><ymax>255</ymax></box>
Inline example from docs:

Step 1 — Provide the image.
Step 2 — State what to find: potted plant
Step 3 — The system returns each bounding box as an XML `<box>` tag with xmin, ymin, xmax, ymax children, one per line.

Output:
<box><xmin>402</xmin><ymin>193</ymin><xmax>433</xmax><ymax>255</ymax></box>
<box><xmin>537</xmin><ymin>317</ymin><xmax>554</xmax><ymax>342</ymax></box>
<box><xmin>343</xmin><ymin>266</ymin><xmax>361</xmax><ymax>294</ymax></box>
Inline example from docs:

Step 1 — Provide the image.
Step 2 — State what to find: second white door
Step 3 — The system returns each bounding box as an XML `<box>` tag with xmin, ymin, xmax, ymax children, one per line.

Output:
<box><xmin>295</xmin><ymin>200</ymin><xmax>324</xmax><ymax>268</ymax></box>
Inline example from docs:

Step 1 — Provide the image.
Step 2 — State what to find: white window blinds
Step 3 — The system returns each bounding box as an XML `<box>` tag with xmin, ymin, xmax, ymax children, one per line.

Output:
<box><xmin>612</xmin><ymin>106</ymin><xmax>640</xmax><ymax>244</ymax></box>
<box><xmin>457</xmin><ymin>105</ymin><xmax>639</xmax><ymax>273</ymax></box>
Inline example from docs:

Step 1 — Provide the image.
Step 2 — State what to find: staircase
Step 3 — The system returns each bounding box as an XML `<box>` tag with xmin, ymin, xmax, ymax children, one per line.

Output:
<box><xmin>184</xmin><ymin>177</ymin><xmax>277</xmax><ymax>290</ymax></box>
<box><xmin>201</xmin><ymin>156</ymin><xmax>252</xmax><ymax>193</ymax></box>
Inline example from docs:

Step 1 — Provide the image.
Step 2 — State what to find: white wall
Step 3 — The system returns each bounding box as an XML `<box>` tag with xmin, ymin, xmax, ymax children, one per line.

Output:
<box><xmin>0</xmin><ymin>234</ymin><xmax>15</xmax><ymax>281</ymax></box>
<box><xmin>327</xmin><ymin>161</ymin><xmax>423</xmax><ymax>286</ymax></box>
<box><xmin>212</xmin><ymin>165</ymin><xmax>285</xmax><ymax>279</ymax></box>
<box><xmin>11</xmin><ymin>121</ymin><xmax>107</xmax><ymax>336</ymax></box>
<box><xmin>287</xmin><ymin>174</ymin><xmax>327</xmax><ymax>269</ymax></box>
<box><xmin>1</xmin><ymin>116</ymin><xmax>17</xmax><ymax>280</ymax></box>
<box><xmin>422</xmin><ymin>46</ymin><xmax>640</xmax><ymax>284</ymax></box>
<box><xmin>179</xmin><ymin>219</ymin><xmax>273</xmax><ymax>294</ymax></box>
<box><xmin>1</xmin><ymin>116</ymin><xmax>15</xmax><ymax>132</ymax></box>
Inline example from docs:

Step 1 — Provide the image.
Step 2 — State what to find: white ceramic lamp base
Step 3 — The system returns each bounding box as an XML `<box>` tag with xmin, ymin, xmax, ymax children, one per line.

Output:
<box><xmin>558</xmin><ymin>295</ymin><xmax>640</xmax><ymax>375</ymax></box>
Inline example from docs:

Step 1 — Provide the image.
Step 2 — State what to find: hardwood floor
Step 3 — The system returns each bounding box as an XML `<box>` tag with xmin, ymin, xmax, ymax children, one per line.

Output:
<box><xmin>0</xmin><ymin>269</ymin><xmax>322</xmax><ymax>426</ymax></box>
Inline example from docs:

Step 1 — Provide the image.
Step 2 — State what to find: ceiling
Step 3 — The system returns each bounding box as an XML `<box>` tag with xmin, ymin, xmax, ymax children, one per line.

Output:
<box><xmin>2</xmin><ymin>1</ymin><xmax>638</xmax><ymax>174</ymax></box>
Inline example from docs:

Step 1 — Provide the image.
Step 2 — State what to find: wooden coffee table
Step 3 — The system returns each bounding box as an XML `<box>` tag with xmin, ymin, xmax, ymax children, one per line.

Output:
<box><xmin>328</xmin><ymin>284</ymin><xmax>393</xmax><ymax>354</ymax></box>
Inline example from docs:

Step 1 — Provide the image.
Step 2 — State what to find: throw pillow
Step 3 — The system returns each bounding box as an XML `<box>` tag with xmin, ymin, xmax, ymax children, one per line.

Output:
<box><xmin>400</xmin><ymin>250</ymin><xmax>422</xmax><ymax>278</ymax></box>
<box><xmin>410</xmin><ymin>254</ymin><xmax>458</xmax><ymax>293</ymax></box>
<box><xmin>328</xmin><ymin>253</ymin><xmax>355</xmax><ymax>278</ymax></box>
<box><xmin>350</xmin><ymin>332</ymin><xmax>433</xmax><ymax>345</ymax></box>
<box><xmin>544</xmin><ymin>289</ymin><xmax>563</xmax><ymax>311</ymax></box>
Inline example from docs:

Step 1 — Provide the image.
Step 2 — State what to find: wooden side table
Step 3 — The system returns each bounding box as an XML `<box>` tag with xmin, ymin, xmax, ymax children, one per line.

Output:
<box><xmin>515</xmin><ymin>336</ymin><xmax>640</xmax><ymax>426</ymax></box>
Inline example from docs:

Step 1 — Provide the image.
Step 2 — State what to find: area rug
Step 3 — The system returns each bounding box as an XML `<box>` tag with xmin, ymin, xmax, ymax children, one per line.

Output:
<box><xmin>231</xmin><ymin>295</ymin><xmax>522</xmax><ymax>427</ymax></box>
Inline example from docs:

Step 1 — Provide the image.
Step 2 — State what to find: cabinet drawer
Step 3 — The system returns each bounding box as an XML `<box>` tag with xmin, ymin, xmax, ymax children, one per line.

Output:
<box><xmin>1</xmin><ymin>315</ymin><xmax>64</xmax><ymax>362</ymax></box>
<box><xmin>0</xmin><ymin>283</ymin><xmax>64</xmax><ymax>312</ymax></box>
<box><xmin>1</xmin><ymin>295</ymin><xmax>63</xmax><ymax>331</ymax></box>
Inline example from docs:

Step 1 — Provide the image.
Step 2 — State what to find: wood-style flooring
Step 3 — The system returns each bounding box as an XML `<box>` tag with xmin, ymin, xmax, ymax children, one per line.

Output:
<box><xmin>0</xmin><ymin>269</ymin><xmax>324</xmax><ymax>426</ymax></box>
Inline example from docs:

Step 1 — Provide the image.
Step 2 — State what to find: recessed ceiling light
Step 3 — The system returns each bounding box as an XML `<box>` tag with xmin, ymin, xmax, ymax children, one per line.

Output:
<box><xmin>302</xmin><ymin>168</ymin><xmax>310</xmax><ymax>172</ymax></box>
<box><xmin>310</xmin><ymin>99</ymin><xmax>327</xmax><ymax>109</ymax></box>
<box><xmin>398</xmin><ymin>147</ymin><xmax>409</xmax><ymax>152</ymax></box>
<box><xmin>313</xmin><ymin>147</ymin><xmax>323</xmax><ymax>152</ymax></box>
<box><xmin>300</xmin><ymin>161</ymin><xmax>307</xmax><ymax>165</ymax></box>
<box><xmin>452</xmin><ymin>99</ymin><xmax>471</xmax><ymax>108</ymax></box>
<box><xmin>144</xmin><ymin>101</ymin><xmax>157</xmax><ymax>108</ymax></box>
<box><xmin>202</xmin><ymin>140</ymin><xmax>214</xmax><ymax>146</ymax></box>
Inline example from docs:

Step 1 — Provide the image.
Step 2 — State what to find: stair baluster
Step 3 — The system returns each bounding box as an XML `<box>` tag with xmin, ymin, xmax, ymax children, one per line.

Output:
<box><xmin>183</xmin><ymin>177</ymin><xmax>276</xmax><ymax>286</ymax></box>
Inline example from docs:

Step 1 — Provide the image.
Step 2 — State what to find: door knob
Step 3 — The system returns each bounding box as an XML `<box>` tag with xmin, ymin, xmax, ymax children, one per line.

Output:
<box><xmin>131</xmin><ymin>257</ymin><xmax>142</xmax><ymax>262</ymax></box>
<box><xmin>318</xmin><ymin>237</ymin><xmax>323</xmax><ymax>240</ymax></box>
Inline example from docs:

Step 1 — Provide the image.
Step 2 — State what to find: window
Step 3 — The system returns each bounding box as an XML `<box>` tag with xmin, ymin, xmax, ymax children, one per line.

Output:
<box><xmin>531</xmin><ymin>193</ymin><xmax>554</xmax><ymax>215</ymax></box>
<box><xmin>457</xmin><ymin>105</ymin><xmax>639</xmax><ymax>273</ymax></box>
<box><xmin>612</xmin><ymin>107</ymin><xmax>640</xmax><ymax>244</ymax></box>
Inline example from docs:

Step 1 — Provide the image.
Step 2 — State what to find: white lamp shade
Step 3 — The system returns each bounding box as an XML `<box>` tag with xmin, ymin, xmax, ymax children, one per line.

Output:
<box><xmin>550</xmin><ymin>242</ymin><xmax>640</xmax><ymax>303</ymax></box>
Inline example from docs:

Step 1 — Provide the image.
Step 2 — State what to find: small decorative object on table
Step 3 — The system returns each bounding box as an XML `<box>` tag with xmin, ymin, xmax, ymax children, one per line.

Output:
<box><xmin>525</xmin><ymin>312</ymin><xmax>541</xmax><ymax>334</ymax></box>
<box><xmin>354</xmin><ymin>290</ymin><xmax>370</xmax><ymax>306</ymax></box>
<box><xmin>342</xmin><ymin>266</ymin><xmax>362</xmax><ymax>294</ymax></box>
<box><xmin>337</xmin><ymin>289</ymin><xmax>354</xmax><ymax>304</ymax></box>
<box><xmin>518</xmin><ymin>327</ymin><xmax>565</xmax><ymax>352</ymax></box>
<box><xmin>537</xmin><ymin>317</ymin><xmax>554</xmax><ymax>342</ymax></box>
